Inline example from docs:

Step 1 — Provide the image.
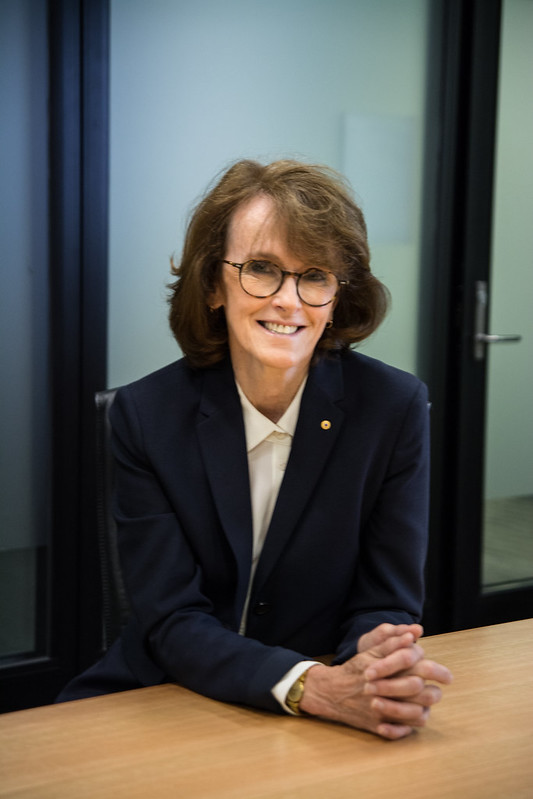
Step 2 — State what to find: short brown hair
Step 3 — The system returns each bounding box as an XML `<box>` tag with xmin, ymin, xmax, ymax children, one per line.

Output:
<box><xmin>168</xmin><ymin>159</ymin><xmax>389</xmax><ymax>367</ymax></box>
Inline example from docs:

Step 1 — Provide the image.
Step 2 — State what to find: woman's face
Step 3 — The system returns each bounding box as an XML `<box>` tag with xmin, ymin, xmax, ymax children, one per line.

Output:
<box><xmin>212</xmin><ymin>194</ymin><xmax>334</xmax><ymax>381</ymax></box>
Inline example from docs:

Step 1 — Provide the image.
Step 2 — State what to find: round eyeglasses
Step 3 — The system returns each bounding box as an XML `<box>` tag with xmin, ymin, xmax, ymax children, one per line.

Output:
<box><xmin>221</xmin><ymin>259</ymin><xmax>348</xmax><ymax>307</ymax></box>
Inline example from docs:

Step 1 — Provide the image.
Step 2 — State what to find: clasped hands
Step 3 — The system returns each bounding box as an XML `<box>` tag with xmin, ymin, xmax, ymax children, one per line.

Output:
<box><xmin>300</xmin><ymin>623</ymin><xmax>453</xmax><ymax>740</ymax></box>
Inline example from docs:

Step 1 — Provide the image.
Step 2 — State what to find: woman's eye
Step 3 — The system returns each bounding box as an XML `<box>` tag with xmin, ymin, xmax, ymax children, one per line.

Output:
<box><xmin>303</xmin><ymin>269</ymin><xmax>329</xmax><ymax>284</ymax></box>
<box><xmin>248</xmin><ymin>260</ymin><xmax>277</xmax><ymax>276</ymax></box>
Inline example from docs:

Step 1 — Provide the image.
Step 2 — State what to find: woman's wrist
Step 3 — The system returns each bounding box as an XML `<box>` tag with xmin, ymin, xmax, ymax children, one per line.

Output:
<box><xmin>299</xmin><ymin>662</ymin><xmax>364</xmax><ymax>721</ymax></box>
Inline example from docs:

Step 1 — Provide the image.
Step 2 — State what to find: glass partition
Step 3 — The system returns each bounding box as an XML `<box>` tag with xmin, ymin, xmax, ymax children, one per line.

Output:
<box><xmin>0</xmin><ymin>0</ymin><xmax>50</xmax><ymax>659</ymax></box>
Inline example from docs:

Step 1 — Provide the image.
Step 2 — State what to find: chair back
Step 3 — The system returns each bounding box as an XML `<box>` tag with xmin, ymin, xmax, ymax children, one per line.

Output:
<box><xmin>95</xmin><ymin>389</ymin><xmax>130</xmax><ymax>650</ymax></box>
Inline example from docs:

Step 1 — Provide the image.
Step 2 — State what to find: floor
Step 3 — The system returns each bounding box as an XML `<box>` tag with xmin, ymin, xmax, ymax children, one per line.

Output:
<box><xmin>482</xmin><ymin>494</ymin><xmax>533</xmax><ymax>592</ymax></box>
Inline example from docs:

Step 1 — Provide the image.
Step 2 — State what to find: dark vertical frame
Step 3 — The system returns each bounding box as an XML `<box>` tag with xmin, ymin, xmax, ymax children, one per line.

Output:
<box><xmin>418</xmin><ymin>0</ymin><xmax>472</xmax><ymax>633</ymax></box>
<box><xmin>47</xmin><ymin>0</ymin><xmax>84</xmax><ymax>699</ymax></box>
<box><xmin>449</xmin><ymin>0</ymin><xmax>502</xmax><ymax>627</ymax></box>
<box><xmin>49</xmin><ymin>0</ymin><xmax>110</xmax><ymax>682</ymax></box>
<box><xmin>77</xmin><ymin>0</ymin><xmax>110</xmax><ymax>670</ymax></box>
<box><xmin>0</xmin><ymin>0</ymin><xmax>109</xmax><ymax>711</ymax></box>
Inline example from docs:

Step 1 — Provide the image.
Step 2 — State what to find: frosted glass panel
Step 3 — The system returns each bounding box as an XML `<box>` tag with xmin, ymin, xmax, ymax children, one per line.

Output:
<box><xmin>0</xmin><ymin>0</ymin><xmax>50</xmax><ymax>657</ymax></box>
<box><xmin>108</xmin><ymin>0</ymin><xmax>429</xmax><ymax>387</ymax></box>
<box><xmin>343</xmin><ymin>114</ymin><xmax>418</xmax><ymax>245</ymax></box>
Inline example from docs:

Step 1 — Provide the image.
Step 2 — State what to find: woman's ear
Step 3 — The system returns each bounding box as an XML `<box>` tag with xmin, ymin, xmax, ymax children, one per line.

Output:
<box><xmin>208</xmin><ymin>284</ymin><xmax>224</xmax><ymax>310</ymax></box>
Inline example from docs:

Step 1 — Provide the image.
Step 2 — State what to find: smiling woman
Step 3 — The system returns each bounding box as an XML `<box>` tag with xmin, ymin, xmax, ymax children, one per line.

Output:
<box><xmin>168</xmin><ymin>159</ymin><xmax>389</xmax><ymax>370</ymax></box>
<box><xmin>212</xmin><ymin>193</ymin><xmax>337</xmax><ymax>419</ymax></box>
<box><xmin>57</xmin><ymin>159</ymin><xmax>451</xmax><ymax>740</ymax></box>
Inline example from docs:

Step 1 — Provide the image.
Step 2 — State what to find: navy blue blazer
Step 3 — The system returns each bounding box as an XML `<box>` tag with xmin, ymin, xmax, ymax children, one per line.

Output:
<box><xmin>61</xmin><ymin>349</ymin><xmax>429</xmax><ymax>713</ymax></box>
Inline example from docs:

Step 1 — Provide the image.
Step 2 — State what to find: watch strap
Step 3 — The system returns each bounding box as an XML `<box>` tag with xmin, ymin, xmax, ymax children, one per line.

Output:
<box><xmin>286</xmin><ymin>668</ymin><xmax>310</xmax><ymax>715</ymax></box>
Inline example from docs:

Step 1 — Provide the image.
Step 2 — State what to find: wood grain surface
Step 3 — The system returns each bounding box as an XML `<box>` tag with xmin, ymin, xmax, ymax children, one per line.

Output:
<box><xmin>1</xmin><ymin>619</ymin><xmax>531</xmax><ymax>798</ymax></box>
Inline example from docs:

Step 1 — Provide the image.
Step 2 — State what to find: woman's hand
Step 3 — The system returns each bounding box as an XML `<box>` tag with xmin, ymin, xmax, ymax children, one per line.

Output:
<box><xmin>300</xmin><ymin>625</ymin><xmax>452</xmax><ymax>740</ymax></box>
<box><xmin>357</xmin><ymin>622</ymin><xmax>423</xmax><ymax>654</ymax></box>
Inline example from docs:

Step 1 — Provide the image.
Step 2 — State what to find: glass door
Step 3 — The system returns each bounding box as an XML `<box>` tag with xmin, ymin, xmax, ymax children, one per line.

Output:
<box><xmin>481</xmin><ymin>0</ymin><xmax>533</xmax><ymax>593</ymax></box>
<box><xmin>445</xmin><ymin>0</ymin><xmax>533</xmax><ymax>631</ymax></box>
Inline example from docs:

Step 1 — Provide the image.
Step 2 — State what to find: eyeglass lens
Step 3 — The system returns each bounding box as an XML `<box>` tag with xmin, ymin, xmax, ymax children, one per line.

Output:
<box><xmin>240</xmin><ymin>260</ymin><xmax>337</xmax><ymax>306</ymax></box>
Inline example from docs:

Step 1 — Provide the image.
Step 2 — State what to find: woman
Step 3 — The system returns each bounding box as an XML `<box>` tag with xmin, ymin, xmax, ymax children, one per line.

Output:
<box><xmin>58</xmin><ymin>159</ymin><xmax>451</xmax><ymax>738</ymax></box>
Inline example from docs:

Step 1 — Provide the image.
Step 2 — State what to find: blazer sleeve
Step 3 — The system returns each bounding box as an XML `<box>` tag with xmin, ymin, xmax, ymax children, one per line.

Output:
<box><xmin>332</xmin><ymin>379</ymin><xmax>430</xmax><ymax>664</ymax></box>
<box><xmin>110</xmin><ymin>386</ymin><xmax>304</xmax><ymax>713</ymax></box>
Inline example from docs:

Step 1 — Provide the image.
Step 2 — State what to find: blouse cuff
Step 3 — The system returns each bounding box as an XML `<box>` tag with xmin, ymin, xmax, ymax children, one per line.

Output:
<box><xmin>271</xmin><ymin>661</ymin><xmax>320</xmax><ymax>714</ymax></box>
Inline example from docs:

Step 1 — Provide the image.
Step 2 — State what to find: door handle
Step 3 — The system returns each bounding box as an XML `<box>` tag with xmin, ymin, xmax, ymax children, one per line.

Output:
<box><xmin>473</xmin><ymin>280</ymin><xmax>522</xmax><ymax>361</ymax></box>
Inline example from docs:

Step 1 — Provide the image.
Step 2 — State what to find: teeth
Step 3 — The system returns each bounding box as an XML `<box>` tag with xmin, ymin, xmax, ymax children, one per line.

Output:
<box><xmin>263</xmin><ymin>322</ymin><xmax>299</xmax><ymax>335</ymax></box>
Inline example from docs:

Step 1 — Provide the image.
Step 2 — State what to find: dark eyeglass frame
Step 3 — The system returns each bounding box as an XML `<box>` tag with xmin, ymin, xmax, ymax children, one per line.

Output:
<box><xmin>221</xmin><ymin>259</ymin><xmax>348</xmax><ymax>307</ymax></box>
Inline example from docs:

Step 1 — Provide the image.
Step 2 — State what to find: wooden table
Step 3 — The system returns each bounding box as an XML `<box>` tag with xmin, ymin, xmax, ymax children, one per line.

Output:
<box><xmin>0</xmin><ymin>619</ymin><xmax>531</xmax><ymax>798</ymax></box>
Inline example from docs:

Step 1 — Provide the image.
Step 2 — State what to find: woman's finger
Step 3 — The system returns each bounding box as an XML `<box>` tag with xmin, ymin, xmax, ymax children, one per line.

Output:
<box><xmin>363</xmin><ymin>642</ymin><xmax>425</xmax><ymax>680</ymax></box>
<box><xmin>371</xmin><ymin>696</ymin><xmax>430</xmax><ymax>727</ymax></box>
<box><xmin>364</xmin><ymin>674</ymin><xmax>425</xmax><ymax>698</ymax></box>
<box><xmin>405</xmin><ymin>658</ymin><xmax>454</xmax><ymax>685</ymax></box>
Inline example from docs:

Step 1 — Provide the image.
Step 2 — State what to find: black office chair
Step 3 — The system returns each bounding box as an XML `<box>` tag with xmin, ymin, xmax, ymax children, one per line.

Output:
<box><xmin>95</xmin><ymin>389</ymin><xmax>130</xmax><ymax>651</ymax></box>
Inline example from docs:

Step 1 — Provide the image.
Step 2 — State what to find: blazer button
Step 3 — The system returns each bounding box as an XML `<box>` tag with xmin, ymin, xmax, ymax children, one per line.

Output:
<box><xmin>253</xmin><ymin>601</ymin><xmax>272</xmax><ymax>616</ymax></box>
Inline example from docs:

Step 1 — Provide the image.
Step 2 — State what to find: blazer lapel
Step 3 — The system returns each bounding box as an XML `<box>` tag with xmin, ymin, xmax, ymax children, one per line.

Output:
<box><xmin>253</xmin><ymin>355</ymin><xmax>346</xmax><ymax>591</ymax></box>
<box><xmin>196</xmin><ymin>360</ymin><xmax>253</xmax><ymax>610</ymax></box>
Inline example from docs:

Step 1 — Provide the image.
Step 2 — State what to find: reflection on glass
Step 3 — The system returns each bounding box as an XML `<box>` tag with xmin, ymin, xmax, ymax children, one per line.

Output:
<box><xmin>482</xmin><ymin>0</ymin><xmax>533</xmax><ymax>593</ymax></box>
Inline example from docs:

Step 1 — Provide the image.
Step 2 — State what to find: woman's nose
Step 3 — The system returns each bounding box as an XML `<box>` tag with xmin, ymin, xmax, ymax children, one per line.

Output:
<box><xmin>271</xmin><ymin>273</ymin><xmax>301</xmax><ymax>308</ymax></box>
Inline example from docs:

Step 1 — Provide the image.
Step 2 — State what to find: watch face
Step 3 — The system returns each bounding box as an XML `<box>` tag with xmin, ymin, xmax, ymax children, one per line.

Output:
<box><xmin>288</xmin><ymin>683</ymin><xmax>302</xmax><ymax>702</ymax></box>
<box><xmin>287</xmin><ymin>674</ymin><xmax>305</xmax><ymax>708</ymax></box>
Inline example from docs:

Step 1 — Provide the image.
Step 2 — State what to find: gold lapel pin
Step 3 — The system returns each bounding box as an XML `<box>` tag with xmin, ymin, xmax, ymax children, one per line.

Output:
<box><xmin>320</xmin><ymin>420</ymin><xmax>332</xmax><ymax>430</ymax></box>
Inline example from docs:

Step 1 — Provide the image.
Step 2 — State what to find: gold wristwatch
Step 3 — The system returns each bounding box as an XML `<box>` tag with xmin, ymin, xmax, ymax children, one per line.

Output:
<box><xmin>286</xmin><ymin>669</ymin><xmax>309</xmax><ymax>715</ymax></box>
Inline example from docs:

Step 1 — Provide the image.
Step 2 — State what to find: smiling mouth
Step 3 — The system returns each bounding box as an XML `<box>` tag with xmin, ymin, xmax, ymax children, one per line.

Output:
<box><xmin>260</xmin><ymin>321</ymin><xmax>301</xmax><ymax>335</ymax></box>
